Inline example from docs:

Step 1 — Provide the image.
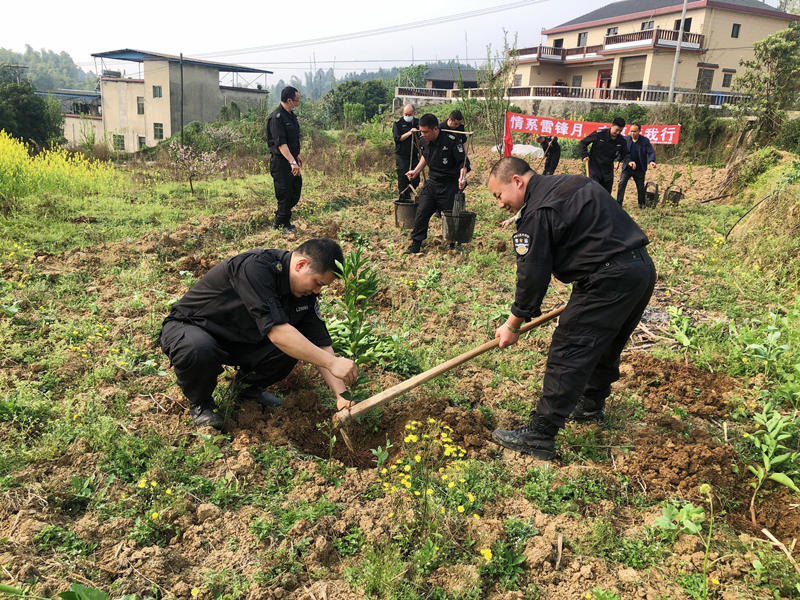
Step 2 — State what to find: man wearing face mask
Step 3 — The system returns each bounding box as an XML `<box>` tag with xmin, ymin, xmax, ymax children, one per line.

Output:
<box><xmin>392</xmin><ymin>104</ymin><xmax>420</xmax><ymax>201</ymax></box>
<box><xmin>267</xmin><ymin>86</ymin><xmax>303</xmax><ymax>232</ymax></box>
<box><xmin>578</xmin><ymin>117</ymin><xmax>635</xmax><ymax>195</ymax></box>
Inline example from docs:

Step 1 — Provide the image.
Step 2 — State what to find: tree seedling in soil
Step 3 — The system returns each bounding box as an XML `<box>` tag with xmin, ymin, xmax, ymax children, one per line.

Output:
<box><xmin>744</xmin><ymin>399</ymin><xmax>800</xmax><ymax>527</ymax></box>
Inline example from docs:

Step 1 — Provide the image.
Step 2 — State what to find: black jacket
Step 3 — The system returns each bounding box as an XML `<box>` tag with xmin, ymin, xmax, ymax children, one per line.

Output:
<box><xmin>164</xmin><ymin>249</ymin><xmax>330</xmax><ymax>348</ymax></box>
<box><xmin>267</xmin><ymin>105</ymin><xmax>301</xmax><ymax>158</ymax></box>
<box><xmin>540</xmin><ymin>136</ymin><xmax>561</xmax><ymax>173</ymax></box>
<box><xmin>511</xmin><ymin>174</ymin><xmax>649</xmax><ymax>319</ymax></box>
<box><xmin>578</xmin><ymin>129</ymin><xmax>631</xmax><ymax>174</ymax></box>
<box><xmin>420</xmin><ymin>131</ymin><xmax>470</xmax><ymax>184</ymax></box>
<box><xmin>392</xmin><ymin>117</ymin><xmax>420</xmax><ymax>167</ymax></box>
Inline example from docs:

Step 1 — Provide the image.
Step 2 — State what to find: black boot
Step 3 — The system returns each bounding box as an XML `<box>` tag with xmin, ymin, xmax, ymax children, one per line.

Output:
<box><xmin>570</xmin><ymin>396</ymin><xmax>606</xmax><ymax>424</ymax></box>
<box><xmin>491</xmin><ymin>413</ymin><xmax>560</xmax><ymax>460</ymax></box>
<box><xmin>189</xmin><ymin>403</ymin><xmax>224</xmax><ymax>429</ymax></box>
<box><xmin>404</xmin><ymin>241</ymin><xmax>421</xmax><ymax>254</ymax></box>
<box><xmin>236</xmin><ymin>386</ymin><xmax>284</xmax><ymax>408</ymax></box>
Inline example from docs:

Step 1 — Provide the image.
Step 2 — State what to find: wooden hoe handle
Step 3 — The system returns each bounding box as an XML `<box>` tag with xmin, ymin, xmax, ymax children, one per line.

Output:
<box><xmin>332</xmin><ymin>305</ymin><xmax>566</xmax><ymax>426</ymax></box>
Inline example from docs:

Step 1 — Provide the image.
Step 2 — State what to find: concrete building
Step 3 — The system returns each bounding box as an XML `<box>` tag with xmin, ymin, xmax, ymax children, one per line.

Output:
<box><xmin>53</xmin><ymin>49</ymin><xmax>272</xmax><ymax>151</ymax></box>
<box><xmin>513</xmin><ymin>0</ymin><xmax>797</xmax><ymax>99</ymax></box>
<box><xmin>424</xmin><ymin>67</ymin><xmax>480</xmax><ymax>89</ymax></box>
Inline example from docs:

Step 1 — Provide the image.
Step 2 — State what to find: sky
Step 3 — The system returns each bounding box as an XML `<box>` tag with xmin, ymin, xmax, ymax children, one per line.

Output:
<box><xmin>4</xmin><ymin>0</ymin><xmax>783</xmax><ymax>85</ymax></box>
<box><xmin>4</xmin><ymin>0</ymin><xmax>606</xmax><ymax>84</ymax></box>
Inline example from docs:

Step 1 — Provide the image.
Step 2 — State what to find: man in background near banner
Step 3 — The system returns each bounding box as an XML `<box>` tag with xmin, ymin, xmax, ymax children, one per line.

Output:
<box><xmin>617</xmin><ymin>123</ymin><xmax>656</xmax><ymax>209</ymax></box>
<box><xmin>578</xmin><ymin>117</ymin><xmax>635</xmax><ymax>194</ymax></box>
<box><xmin>403</xmin><ymin>114</ymin><xmax>470</xmax><ymax>254</ymax></box>
<box><xmin>537</xmin><ymin>135</ymin><xmax>561</xmax><ymax>175</ymax></box>
<box><xmin>393</xmin><ymin>104</ymin><xmax>420</xmax><ymax>202</ymax></box>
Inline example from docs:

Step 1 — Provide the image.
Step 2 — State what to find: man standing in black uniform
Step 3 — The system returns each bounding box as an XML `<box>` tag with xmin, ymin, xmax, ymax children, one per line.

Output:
<box><xmin>403</xmin><ymin>114</ymin><xmax>470</xmax><ymax>254</ymax></box>
<box><xmin>487</xmin><ymin>157</ymin><xmax>656</xmax><ymax>459</ymax></box>
<box><xmin>536</xmin><ymin>135</ymin><xmax>561</xmax><ymax>176</ymax></box>
<box><xmin>267</xmin><ymin>86</ymin><xmax>303</xmax><ymax>232</ymax></box>
<box><xmin>392</xmin><ymin>104</ymin><xmax>420</xmax><ymax>201</ymax></box>
<box><xmin>578</xmin><ymin>117</ymin><xmax>635</xmax><ymax>194</ymax></box>
<box><xmin>160</xmin><ymin>238</ymin><xmax>358</xmax><ymax>429</ymax></box>
<box><xmin>617</xmin><ymin>123</ymin><xmax>656</xmax><ymax>208</ymax></box>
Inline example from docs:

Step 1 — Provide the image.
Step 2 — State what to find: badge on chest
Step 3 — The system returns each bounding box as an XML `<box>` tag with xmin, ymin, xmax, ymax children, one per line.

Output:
<box><xmin>513</xmin><ymin>232</ymin><xmax>531</xmax><ymax>256</ymax></box>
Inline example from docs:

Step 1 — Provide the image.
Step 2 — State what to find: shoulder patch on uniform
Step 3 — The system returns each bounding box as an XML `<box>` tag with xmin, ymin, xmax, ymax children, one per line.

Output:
<box><xmin>447</xmin><ymin>133</ymin><xmax>455</xmax><ymax>140</ymax></box>
<box><xmin>457</xmin><ymin>144</ymin><xmax>464</xmax><ymax>152</ymax></box>
<box><xmin>314</xmin><ymin>298</ymin><xmax>322</xmax><ymax>319</ymax></box>
<box><xmin>513</xmin><ymin>232</ymin><xmax>531</xmax><ymax>256</ymax></box>
<box><xmin>274</xmin><ymin>261</ymin><xmax>282</xmax><ymax>272</ymax></box>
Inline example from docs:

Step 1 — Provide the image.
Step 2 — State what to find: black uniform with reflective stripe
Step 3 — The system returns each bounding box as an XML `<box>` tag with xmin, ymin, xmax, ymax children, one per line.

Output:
<box><xmin>164</xmin><ymin>249</ymin><xmax>330</xmax><ymax>348</ymax></box>
<box><xmin>420</xmin><ymin>131</ymin><xmax>470</xmax><ymax>184</ymax></box>
<box><xmin>511</xmin><ymin>174</ymin><xmax>649</xmax><ymax>320</ymax></box>
<box><xmin>267</xmin><ymin>105</ymin><xmax>301</xmax><ymax>157</ymax></box>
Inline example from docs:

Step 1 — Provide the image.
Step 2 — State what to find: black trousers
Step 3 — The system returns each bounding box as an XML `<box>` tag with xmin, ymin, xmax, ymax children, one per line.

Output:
<box><xmin>589</xmin><ymin>166</ymin><xmax>614</xmax><ymax>194</ymax></box>
<box><xmin>410</xmin><ymin>180</ymin><xmax>459</xmax><ymax>243</ymax></box>
<box><xmin>396</xmin><ymin>160</ymin><xmax>420</xmax><ymax>201</ymax></box>
<box><xmin>535</xmin><ymin>248</ymin><xmax>656</xmax><ymax>428</ymax></box>
<box><xmin>617</xmin><ymin>168</ymin><xmax>646</xmax><ymax>207</ymax></box>
<box><xmin>160</xmin><ymin>320</ymin><xmax>297</xmax><ymax>408</ymax></box>
<box><xmin>270</xmin><ymin>156</ymin><xmax>302</xmax><ymax>226</ymax></box>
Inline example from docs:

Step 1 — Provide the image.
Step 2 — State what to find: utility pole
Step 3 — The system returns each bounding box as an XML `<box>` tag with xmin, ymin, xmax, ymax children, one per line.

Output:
<box><xmin>180</xmin><ymin>53</ymin><xmax>184</xmax><ymax>145</ymax></box>
<box><xmin>668</xmin><ymin>0</ymin><xmax>689</xmax><ymax>102</ymax></box>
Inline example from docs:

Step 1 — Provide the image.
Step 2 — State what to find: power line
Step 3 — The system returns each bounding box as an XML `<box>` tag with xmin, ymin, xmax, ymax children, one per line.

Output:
<box><xmin>193</xmin><ymin>0</ymin><xmax>549</xmax><ymax>58</ymax></box>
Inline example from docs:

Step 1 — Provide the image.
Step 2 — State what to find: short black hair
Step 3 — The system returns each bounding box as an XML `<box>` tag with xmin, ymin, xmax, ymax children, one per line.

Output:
<box><xmin>281</xmin><ymin>86</ymin><xmax>299</xmax><ymax>103</ymax></box>
<box><xmin>419</xmin><ymin>113</ymin><xmax>439</xmax><ymax>129</ymax></box>
<box><xmin>489</xmin><ymin>156</ymin><xmax>533</xmax><ymax>182</ymax></box>
<box><xmin>449</xmin><ymin>109</ymin><xmax>464</xmax><ymax>122</ymax></box>
<box><xmin>612</xmin><ymin>117</ymin><xmax>626</xmax><ymax>128</ymax></box>
<box><xmin>630</xmin><ymin>122</ymin><xmax>642</xmax><ymax>130</ymax></box>
<box><xmin>295</xmin><ymin>238</ymin><xmax>344</xmax><ymax>276</ymax></box>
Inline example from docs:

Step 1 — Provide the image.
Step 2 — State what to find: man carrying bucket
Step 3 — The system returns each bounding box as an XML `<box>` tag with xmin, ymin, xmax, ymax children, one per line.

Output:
<box><xmin>403</xmin><ymin>113</ymin><xmax>470</xmax><ymax>254</ymax></box>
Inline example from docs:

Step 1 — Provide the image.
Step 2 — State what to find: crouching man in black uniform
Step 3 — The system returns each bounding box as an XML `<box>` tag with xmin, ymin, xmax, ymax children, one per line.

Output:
<box><xmin>404</xmin><ymin>113</ymin><xmax>470</xmax><ymax>254</ymax></box>
<box><xmin>487</xmin><ymin>157</ymin><xmax>656</xmax><ymax>459</ymax></box>
<box><xmin>160</xmin><ymin>238</ymin><xmax>358</xmax><ymax>429</ymax></box>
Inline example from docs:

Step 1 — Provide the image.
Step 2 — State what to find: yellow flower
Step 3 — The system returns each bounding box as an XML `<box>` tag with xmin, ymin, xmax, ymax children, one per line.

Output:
<box><xmin>427</xmin><ymin>418</ymin><xmax>436</xmax><ymax>424</ymax></box>
<box><xmin>150</xmin><ymin>480</ymin><xmax>157</xmax><ymax>487</ymax></box>
<box><xmin>440</xmin><ymin>506</ymin><xmax>445</xmax><ymax>514</ymax></box>
<box><xmin>743</xmin><ymin>432</ymin><xmax>749</xmax><ymax>438</ymax></box>
<box><xmin>457</xmin><ymin>505</ymin><xmax>465</xmax><ymax>513</ymax></box>
<box><xmin>151</xmin><ymin>512</ymin><xmax>158</xmax><ymax>519</ymax></box>
<box><xmin>388</xmin><ymin>512</ymin><xmax>394</xmax><ymax>518</ymax></box>
<box><xmin>448</xmin><ymin>482</ymin><xmax>455</xmax><ymax>489</ymax></box>
<box><xmin>137</xmin><ymin>478</ymin><xmax>147</xmax><ymax>488</ymax></box>
<box><xmin>585</xmin><ymin>594</ymin><xmax>592</xmax><ymax>600</ymax></box>
<box><xmin>442</xmin><ymin>474</ymin><xmax>448</xmax><ymax>481</ymax></box>
<box><xmin>165</xmin><ymin>488</ymin><xmax>173</xmax><ymax>495</ymax></box>
<box><xmin>466</xmin><ymin>492</ymin><xmax>475</xmax><ymax>502</ymax></box>
<box><xmin>414</xmin><ymin>490</ymin><xmax>420</xmax><ymax>496</ymax></box>
<box><xmin>479</xmin><ymin>548</ymin><xmax>492</xmax><ymax>561</ymax></box>
<box><xmin>404</xmin><ymin>465</ymin><xmax>411</xmax><ymax>472</ymax></box>
<box><xmin>426</xmin><ymin>488</ymin><xmax>433</xmax><ymax>495</ymax></box>
<box><xmin>191</xmin><ymin>588</ymin><xmax>199</xmax><ymax>597</ymax></box>
<box><xmin>473</xmin><ymin>514</ymin><xmax>480</xmax><ymax>520</ymax></box>
<box><xmin>711</xmin><ymin>578</ymin><xmax>720</xmax><ymax>585</ymax></box>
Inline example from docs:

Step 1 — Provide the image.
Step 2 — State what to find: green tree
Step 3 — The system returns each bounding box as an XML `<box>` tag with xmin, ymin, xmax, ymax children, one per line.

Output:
<box><xmin>0</xmin><ymin>46</ymin><xmax>96</xmax><ymax>90</ymax></box>
<box><xmin>322</xmin><ymin>80</ymin><xmax>391</xmax><ymax>127</ymax></box>
<box><xmin>343</xmin><ymin>102</ymin><xmax>365</xmax><ymax>126</ymax></box>
<box><xmin>0</xmin><ymin>81</ymin><xmax>64</xmax><ymax>147</ymax></box>
<box><xmin>734</xmin><ymin>22</ymin><xmax>800</xmax><ymax>137</ymax></box>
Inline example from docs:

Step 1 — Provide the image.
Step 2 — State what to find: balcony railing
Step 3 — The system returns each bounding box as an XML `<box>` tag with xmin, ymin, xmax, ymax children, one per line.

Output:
<box><xmin>516</xmin><ymin>28</ymin><xmax>704</xmax><ymax>63</ymax></box>
<box><xmin>396</xmin><ymin>85</ymin><xmax>749</xmax><ymax>106</ymax></box>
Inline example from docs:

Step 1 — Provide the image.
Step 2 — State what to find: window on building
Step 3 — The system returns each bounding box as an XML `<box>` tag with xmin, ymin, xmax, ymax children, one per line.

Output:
<box><xmin>153</xmin><ymin>85</ymin><xmax>162</xmax><ymax>98</ymax></box>
<box><xmin>571</xmin><ymin>75</ymin><xmax>583</xmax><ymax>87</ymax></box>
<box><xmin>696</xmin><ymin>68</ymin><xmax>714</xmax><ymax>92</ymax></box>
<box><xmin>606</xmin><ymin>27</ymin><xmax>618</xmax><ymax>36</ymax></box>
<box><xmin>731</xmin><ymin>23</ymin><xmax>741</xmax><ymax>38</ymax></box>
<box><xmin>138</xmin><ymin>136</ymin><xmax>146</xmax><ymax>149</ymax></box>
<box><xmin>722</xmin><ymin>73</ymin><xmax>733</xmax><ymax>87</ymax></box>
<box><xmin>641</xmin><ymin>21</ymin><xmax>654</xmax><ymax>30</ymax></box>
<box><xmin>577</xmin><ymin>31</ymin><xmax>588</xmax><ymax>46</ymax></box>
<box><xmin>675</xmin><ymin>17</ymin><xmax>692</xmax><ymax>31</ymax></box>
<box><xmin>137</xmin><ymin>96</ymin><xmax>144</xmax><ymax>114</ymax></box>
<box><xmin>552</xmin><ymin>38</ymin><xmax>564</xmax><ymax>48</ymax></box>
<box><xmin>154</xmin><ymin>123</ymin><xmax>164</xmax><ymax>140</ymax></box>
<box><xmin>513</xmin><ymin>74</ymin><xmax>522</xmax><ymax>86</ymax></box>
<box><xmin>113</xmin><ymin>135</ymin><xmax>125</xmax><ymax>151</ymax></box>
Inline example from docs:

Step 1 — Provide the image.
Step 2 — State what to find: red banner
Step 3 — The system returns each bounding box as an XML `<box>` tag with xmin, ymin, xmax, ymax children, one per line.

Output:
<box><xmin>503</xmin><ymin>111</ymin><xmax>681</xmax><ymax>156</ymax></box>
